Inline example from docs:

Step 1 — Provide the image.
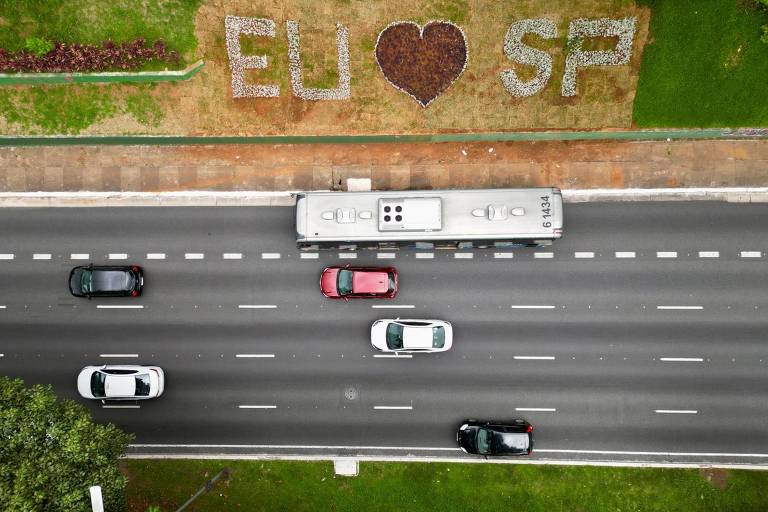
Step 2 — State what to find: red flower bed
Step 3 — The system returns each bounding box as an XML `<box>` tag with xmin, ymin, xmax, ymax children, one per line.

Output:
<box><xmin>0</xmin><ymin>39</ymin><xmax>180</xmax><ymax>73</ymax></box>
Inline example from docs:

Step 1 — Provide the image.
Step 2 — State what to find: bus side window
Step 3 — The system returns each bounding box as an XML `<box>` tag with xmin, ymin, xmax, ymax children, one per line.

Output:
<box><xmin>415</xmin><ymin>242</ymin><xmax>434</xmax><ymax>249</ymax></box>
<box><xmin>457</xmin><ymin>241</ymin><xmax>473</xmax><ymax>249</ymax></box>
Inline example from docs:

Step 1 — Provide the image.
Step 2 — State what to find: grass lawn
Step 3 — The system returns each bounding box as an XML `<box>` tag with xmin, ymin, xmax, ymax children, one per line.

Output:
<box><xmin>125</xmin><ymin>459</ymin><xmax>768</xmax><ymax>512</ymax></box>
<box><xmin>633</xmin><ymin>0</ymin><xmax>768</xmax><ymax>127</ymax></box>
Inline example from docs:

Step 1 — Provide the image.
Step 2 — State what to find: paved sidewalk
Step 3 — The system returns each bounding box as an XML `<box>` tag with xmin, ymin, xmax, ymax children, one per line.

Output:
<box><xmin>0</xmin><ymin>139</ymin><xmax>766</xmax><ymax>192</ymax></box>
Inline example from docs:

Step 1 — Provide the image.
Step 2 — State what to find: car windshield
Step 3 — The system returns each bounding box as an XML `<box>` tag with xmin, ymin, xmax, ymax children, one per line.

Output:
<box><xmin>90</xmin><ymin>371</ymin><xmax>106</xmax><ymax>398</ymax></box>
<box><xmin>432</xmin><ymin>326</ymin><xmax>445</xmax><ymax>348</ymax></box>
<box><xmin>476</xmin><ymin>428</ymin><xmax>492</xmax><ymax>455</ymax></box>
<box><xmin>337</xmin><ymin>270</ymin><xmax>353</xmax><ymax>295</ymax></box>
<box><xmin>79</xmin><ymin>270</ymin><xmax>93</xmax><ymax>294</ymax></box>
<box><xmin>386</xmin><ymin>323</ymin><xmax>404</xmax><ymax>349</ymax></box>
<box><xmin>134</xmin><ymin>374</ymin><xmax>151</xmax><ymax>396</ymax></box>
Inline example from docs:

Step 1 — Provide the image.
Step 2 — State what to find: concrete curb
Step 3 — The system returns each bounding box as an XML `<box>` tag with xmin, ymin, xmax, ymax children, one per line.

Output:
<box><xmin>1</xmin><ymin>188</ymin><xmax>768</xmax><ymax>207</ymax></box>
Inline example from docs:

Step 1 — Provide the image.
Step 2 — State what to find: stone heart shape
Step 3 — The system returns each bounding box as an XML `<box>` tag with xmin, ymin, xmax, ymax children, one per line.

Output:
<box><xmin>375</xmin><ymin>21</ymin><xmax>468</xmax><ymax>108</ymax></box>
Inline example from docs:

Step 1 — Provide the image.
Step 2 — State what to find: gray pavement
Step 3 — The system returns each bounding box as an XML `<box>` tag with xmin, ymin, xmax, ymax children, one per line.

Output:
<box><xmin>1</xmin><ymin>202</ymin><xmax>768</xmax><ymax>466</ymax></box>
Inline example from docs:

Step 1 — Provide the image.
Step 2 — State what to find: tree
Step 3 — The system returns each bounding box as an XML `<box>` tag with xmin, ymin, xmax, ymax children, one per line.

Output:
<box><xmin>0</xmin><ymin>377</ymin><xmax>134</xmax><ymax>511</ymax></box>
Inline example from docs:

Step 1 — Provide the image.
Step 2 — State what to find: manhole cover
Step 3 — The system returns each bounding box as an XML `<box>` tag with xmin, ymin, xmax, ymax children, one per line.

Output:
<box><xmin>344</xmin><ymin>387</ymin><xmax>359</xmax><ymax>401</ymax></box>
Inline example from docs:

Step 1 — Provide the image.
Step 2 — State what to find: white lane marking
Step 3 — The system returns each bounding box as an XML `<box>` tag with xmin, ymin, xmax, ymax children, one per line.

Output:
<box><xmin>656</xmin><ymin>306</ymin><xmax>703</xmax><ymax>310</ymax></box>
<box><xmin>100</xmin><ymin>354</ymin><xmax>139</xmax><ymax>358</ymax></box>
<box><xmin>373</xmin><ymin>406</ymin><xmax>413</xmax><ymax>410</ymax></box>
<box><xmin>103</xmin><ymin>405</ymin><xmax>140</xmax><ymax>409</ymax></box>
<box><xmin>223</xmin><ymin>253</ymin><xmax>243</xmax><ymax>260</ymax></box>
<box><xmin>262</xmin><ymin>253</ymin><xmax>281</xmax><ymax>259</ymax></box>
<box><xmin>0</xmin><ymin>306</ymin><xmax>6</xmax><ymax>309</ymax></box>
<box><xmin>373</xmin><ymin>354</ymin><xmax>413</xmax><ymax>359</ymax></box>
<box><xmin>0</xmin><ymin>253</ymin><xmax>14</xmax><ymax>260</ymax></box>
<box><xmin>377</xmin><ymin>253</ymin><xmax>396</xmax><ymax>259</ymax></box>
<box><xmin>371</xmin><ymin>305</ymin><xmax>415</xmax><ymax>309</ymax></box>
<box><xmin>741</xmin><ymin>251</ymin><xmax>762</xmax><ymax>258</ymax></box>
<box><xmin>656</xmin><ymin>251</ymin><xmax>678</xmax><ymax>258</ymax></box>
<box><xmin>300</xmin><ymin>253</ymin><xmax>319</xmax><ymax>259</ymax></box>
<box><xmin>454</xmin><ymin>253</ymin><xmax>473</xmax><ymax>259</ymax></box>
<box><xmin>33</xmin><ymin>253</ymin><xmax>52</xmax><ymax>260</ymax></box>
<box><xmin>660</xmin><ymin>357</ymin><xmax>704</xmax><ymax>362</ymax></box>
<box><xmin>415</xmin><ymin>253</ymin><xmax>434</xmax><ymax>259</ymax></box>
<box><xmin>238</xmin><ymin>305</ymin><xmax>278</xmax><ymax>309</ymax></box>
<box><xmin>516</xmin><ymin>407</ymin><xmax>556</xmax><ymax>412</ymax></box>
<box><xmin>615</xmin><ymin>251</ymin><xmax>636</xmax><ymax>258</ymax></box>
<box><xmin>514</xmin><ymin>356</ymin><xmax>556</xmax><ymax>360</ymax></box>
<box><xmin>494</xmin><ymin>252</ymin><xmax>514</xmax><ymax>259</ymax></box>
<box><xmin>235</xmin><ymin>354</ymin><xmax>275</xmax><ymax>358</ymax></box>
<box><xmin>0</xmin><ymin>354</ymin><xmax>4</xmax><ymax>357</ymax></box>
<box><xmin>109</xmin><ymin>253</ymin><xmax>128</xmax><ymax>260</ymax></box>
<box><xmin>96</xmin><ymin>305</ymin><xmax>144</xmax><ymax>309</ymax></box>
<box><xmin>655</xmin><ymin>410</ymin><xmax>698</xmax><ymax>414</ymax></box>
<box><xmin>238</xmin><ymin>405</ymin><xmax>277</xmax><ymax>409</ymax></box>
<box><xmin>699</xmin><ymin>251</ymin><xmax>720</xmax><ymax>258</ymax></box>
<box><xmin>185</xmin><ymin>253</ymin><xmax>204</xmax><ymax>260</ymax></box>
<box><xmin>534</xmin><ymin>252</ymin><xmax>553</xmax><ymax>259</ymax></box>
<box><xmin>339</xmin><ymin>253</ymin><xmax>357</xmax><ymax>259</ymax></box>
<box><xmin>574</xmin><ymin>252</ymin><xmax>594</xmax><ymax>259</ymax></box>
<box><xmin>70</xmin><ymin>253</ymin><xmax>90</xmax><ymax>260</ymax></box>
<box><xmin>511</xmin><ymin>305</ymin><xmax>556</xmax><ymax>310</ymax></box>
<box><xmin>146</xmin><ymin>253</ymin><xmax>166</xmax><ymax>260</ymax></box>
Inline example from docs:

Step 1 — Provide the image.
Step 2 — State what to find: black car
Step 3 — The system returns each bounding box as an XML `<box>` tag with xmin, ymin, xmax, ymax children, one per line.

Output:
<box><xmin>68</xmin><ymin>264</ymin><xmax>144</xmax><ymax>298</ymax></box>
<box><xmin>457</xmin><ymin>419</ymin><xmax>533</xmax><ymax>456</ymax></box>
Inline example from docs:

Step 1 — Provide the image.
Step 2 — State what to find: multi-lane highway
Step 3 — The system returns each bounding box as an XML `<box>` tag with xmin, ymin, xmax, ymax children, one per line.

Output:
<box><xmin>1</xmin><ymin>202</ymin><xmax>768</xmax><ymax>465</ymax></box>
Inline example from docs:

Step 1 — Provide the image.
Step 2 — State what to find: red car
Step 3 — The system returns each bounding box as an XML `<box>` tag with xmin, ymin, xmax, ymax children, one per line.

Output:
<box><xmin>320</xmin><ymin>265</ymin><xmax>398</xmax><ymax>299</ymax></box>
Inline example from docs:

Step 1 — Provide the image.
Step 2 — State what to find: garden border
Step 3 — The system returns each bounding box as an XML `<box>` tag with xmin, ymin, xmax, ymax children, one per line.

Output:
<box><xmin>0</xmin><ymin>59</ymin><xmax>204</xmax><ymax>86</ymax></box>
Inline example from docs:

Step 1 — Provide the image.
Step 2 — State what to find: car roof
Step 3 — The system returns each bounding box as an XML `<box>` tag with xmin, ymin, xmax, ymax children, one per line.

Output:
<box><xmin>402</xmin><ymin>326</ymin><xmax>434</xmax><ymax>349</ymax></box>
<box><xmin>104</xmin><ymin>375</ymin><xmax>136</xmax><ymax>397</ymax></box>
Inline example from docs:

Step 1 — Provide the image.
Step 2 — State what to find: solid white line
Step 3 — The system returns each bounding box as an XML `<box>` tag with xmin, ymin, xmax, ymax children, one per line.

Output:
<box><xmin>699</xmin><ymin>251</ymin><xmax>720</xmax><ymax>258</ymax></box>
<box><xmin>338</xmin><ymin>253</ymin><xmax>357</xmax><ymax>259</ymax></box>
<box><xmin>454</xmin><ymin>253</ymin><xmax>473</xmax><ymax>259</ymax></box>
<box><xmin>96</xmin><ymin>305</ymin><xmax>144</xmax><ymax>309</ymax></box>
<box><xmin>514</xmin><ymin>356</ymin><xmax>556</xmax><ymax>360</ymax></box>
<box><xmin>33</xmin><ymin>253</ymin><xmax>51</xmax><ymax>260</ymax></box>
<box><xmin>516</xmin><ymin>407</ymin><xmax>556</xmax><ymax>412</ymax></box>
<box><xmin>615</xmin><ymin>251</ymin><xmax>636</xmax><ymax>258</ymax></box>
<box><xmin>660</xmin><ymin>357</ymin><xmax>703</xmax><ymax>362</ymax></box>
<box><xmin>235</xmin><ymin>354</ymin><xmax>275</xmax><ymax>358</ymax></box>
<box><xmin>655</xmin><ymin>409</ymin><xmax>697</xmax><ymax>414</ymax></box>
<box><xmin>741</xmin><ymin>251</ymin><xmax>762</xmax><ymax>258</ymax></box>
<box><xmin>146</xmin><ymin>253</ymin><xmax>166</xmax><ymax>260</ymax></box>
<box><xmin>373</xmin><ymin>406</ymin><xmax>413</xmax><ymax>410</ymax></box>
<box><xmin>657</xmin><ymin>306</ymin><xmax>703</xmax><ymax>310</ymax></box>
<box><xmin>185</xmin><ymin>253</ymin><xmax>204</xmax><ymax>260</ymax></box>
<box><xmin>238</xmin><ymin>305</ymin><xmax>277</xmax><ymax>309</ymax></box>
<box><xmin>109</xmin><ymin>253</ymin><xmax>128</xmax><ymax>260</ymax></box>
<box><xmin>574</xmin><ymin>252</ymin><xmax>594</xmax><ymax>258</ymax></box>
<box><xmin>373</xmin><ymin>354</ymin><xmax>413</xmax><ymax>359</ymax></box>
<box><xmin>100</xmin><ymin>354</ymin><xmax>139</xmax><ymax>358</ymax></box>
<box><xmin>415</xmin><ymin>253</ymin><xmax>434</xmax><ymax>259</ymax></box>
<box><xmin>103</xmin><ymin>405</ymin><xmax>141</xmax><ymax>409</ymax></box>
<box><xmin>656</xmin><ymin>251</ymin><xmax>678</xmax><ymax>258</ymax></box>
<box><xmin>371</xmin><ymin>305</ymin><xmax>415</xmax><ymax>309</ymax></box>
<box><xmin>377</xmin><ymin>253</ymin><xmax>396</xmax><ymax>259</ymax></box>
<box><xmin>70</xmin><ymin>253</ymin><xmax>90</xmax><ymax>260</ymax></box>
<box><xmin>0</xmin><ymin>253</ymin><xmax>13</xmax><ymax>260</ymax></box>
<box><xmin>511</xmin><ymin>305</ymin><xmax>556</xmax><ymax>310</ymax></box>
<box><xmin>223</xmin><ymin>253</ymin><xmax>243</xmax><ymax>260</ymax></box>
<box><xmin>493</xmin><ymin>252</ymin><xmax>514</xmax><ymax>259</ymax></box>
<box><xmin>534</xmin><ymin>252</ymin><xmax>553</xmax><ymax>259</ymax></box>
<box><xmin>262</xmin><ymin>253</ymin><xmax>281</xmax><ymax>259</ymax></box>
<box><xmin>300</xmin><ymin>253</ymin><xmax>319</xmax><ymax>259</ymax></box>
<box><xmin>238</xmin><ymin>405</ymin><xmax>277</xmax><ymax>409</ymax></box>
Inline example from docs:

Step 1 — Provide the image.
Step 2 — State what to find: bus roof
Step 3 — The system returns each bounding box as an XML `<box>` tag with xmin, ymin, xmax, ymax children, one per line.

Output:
<box><xmin>296</xmin><ymin>188</ymin><xmax>563</xmax><ymax>243</ymax></box>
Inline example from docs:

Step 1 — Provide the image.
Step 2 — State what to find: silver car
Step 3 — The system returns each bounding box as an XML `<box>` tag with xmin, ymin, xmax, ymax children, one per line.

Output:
<box><xmin>371</xmin><ymin>319</ymin><xmax>453</xmax><ymax>353</ymax></box>
<box><xmin>77</xmin><ymin>365</ymin><xmax>164</xmax><ymax>401</ymax></box>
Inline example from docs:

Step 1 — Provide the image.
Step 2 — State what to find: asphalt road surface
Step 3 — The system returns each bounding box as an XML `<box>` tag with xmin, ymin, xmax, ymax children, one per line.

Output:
<box><xmin>1</xmin><ymin>202</ymin><xmax>768</xmax><ymax>465</ymax></box>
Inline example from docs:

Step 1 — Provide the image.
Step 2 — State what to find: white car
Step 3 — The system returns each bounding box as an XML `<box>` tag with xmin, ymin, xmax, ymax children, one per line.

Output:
<box><xmin>77</xmin><ymin>365</ymin><xmax>164</xmax><ymax>401</ymax></box>
<box><xmin>371</xmin><ymin>319</ymin><xmax>453</xmax><ymax>353</ymax></box>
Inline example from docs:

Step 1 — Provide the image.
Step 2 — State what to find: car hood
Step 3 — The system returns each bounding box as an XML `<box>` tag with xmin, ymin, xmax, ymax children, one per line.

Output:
<box><xmin>105</xmin><ymin>375</ymin><xmax>136</xmax><ymax>398</ymax></box>
<box><xmin>352</xmin><ymin>271</ymin><xmax>389</xmax><ymax>294</ymax></box>
<box><xmin>370</xmin><ymin>321</ymin><xmax>389</xmax><ymax>350</ymax></box>
<box><xmin>320</xmin><ymin>268</ymin><xmax>339</xmax><ymax>297</ymax></box>
<box><xmin>77</xmin><ymin>368</ymin><xmax>95</xmax><ymax>398</ymax></box>
<box><xmin>458</xmin><ymin>426</ymin><xmax>478</xmax><ymax>453</ymax></box>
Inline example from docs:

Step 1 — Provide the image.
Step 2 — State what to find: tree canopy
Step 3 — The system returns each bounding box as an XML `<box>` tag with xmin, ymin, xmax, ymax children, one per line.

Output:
<box><xmin>0</xmin><ymin>376</ymin><xmax>133</xmax><ymax>511</ymax></box>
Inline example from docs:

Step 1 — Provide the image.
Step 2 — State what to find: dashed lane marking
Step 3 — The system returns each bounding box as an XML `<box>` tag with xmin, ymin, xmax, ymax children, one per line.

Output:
<box><xmin>108</xmin><ymin>253</ymin><xmax>128</xmax><ymax>260</ymax></box>
<box><xmin>70</xmin><ymin>253</ymin><xmax>90</xmax><ymax>260</ymax></box>
<box><xmin>238</xmin><ymin>305</ymin><xmax>278</xmax><ymax>309</ymax></box>
<box><xmin>100</xmin><ymin>354</ymin><xmax>139</xmax><ymax>358</ymax></box>
<box><xmin>235</xmin><ymin>354</ymin><xmax>275</xmax><ymax>358</ymax></box>
<box><xmin>0</xmin><ymin>254</ymin><xmax>14</xmax><ymax>260</ymax></box>
<box><xmin>0</xmin><ymin>306</ymin><xmax>6</xmax><ymax>309</ymax></box>
<box><xmin>516</xmin><ymin>407</ymin><xmax>556</xmax><ymax>412</ymax></box>
<box><xmin>514</xmin><ymin>356</ymin><xmax>556</xmax><ymax>360</ymax></box>
<box><xmin>33</xmin><ymin>253</ymin><xmax>51</xmax><ymax>260</ymax></box>
<box><xmin>655</xmin><ymin>410</ymin><xmax>697</xmax><ymax>414</ymax></box>
<box><xmin>223</xmin><ymin>253</ymin><xmax>243</xmax><ymax>260</ymax></box>
<box><xmin>511</xmin><ymin>305</ymin><xmax>556</xmax><ymax>310</ymax></box>
<box><xmin>373</xmin><ymin>354</ymin><xmax>413</xmax><ymax>359</ymax></box>
<box><xmin>146</xmin><ymin>253</ymin><xmax>166</xmax><ymax>260</ymax></box>
<box><xmin>300</xmin><ymin>253</ymin><xmax>319</xmax><ymax>259</ymax></box>
<box><xmin>741</xmin><ymin>251</ymin><xmax>762</xmax><ymax>258</ymax></box>
<box><xmin>238</xmin><ymin>405</ymin><xmax>277</xmax><ymax>409</ymax></box>
<box><xmin>103</xmin><ymin>405</ymin><xmax>140</xmax><ymax>409</ymax></box>
<box><xmin>339</xmin><ymin>253</ymin><xmax>357</xmax><ymax>259</ymax></box>
<box><xmin>415</xmin><ymin>253</ymin><xmax>434</xmax><ymax>259</ymax></box>
<box><xmin>656</xmin><ymin>251</ymin><xmax>678</xmax><ymax>258</ymax></box>
<box><xmin>373</xmin><ymin>406</ymin><xmax>413</xmax><ymax>410</ymax></box>
<box><xmin>261</xmin><ymin>253</ymin><xmax>281</xmax><ymax>259</ymax></box>
<box><xmin>534</xmin><ymin>252</ymin><xmax>554</xmax><ymax>259</ymax></box>
<box><xmin>454</xmin><ymin>253</ymin><xmax>473</xmax><ymax>259</ymax></box>
<box><xmin>657</xmin><ymin>306</ymin><xmax>703</xmax><ymax>310</ymax></box>
<box><xmin>377</xmin><ymin>253</ymin><xmax>396</xmax><ymax>259</ymax></box>
<box><xmin>615</xmin><ymin>251</ymin><xmax>636</xmax><ymax>258</ymax></box>
<box><xmin>494</xmin><ymin>252</ymin><xmax>514</xmax><ymax>259</ymax></box>
<box><xmin>96</xmin><ymin>305</ymin><xmax>144</xmax><ymax>309</ymax></box>
<box><xmin>372</xmin><ymin>305</ymin><xmax>415</xmax><ymax>309</ymax></box>
<box><xmin>574</xmin><ymin>252</ymin><xmax>594</xmax><ymax>259</ymax></box>
<box><xmin>185</xmin><ymin>253</ymin><xmax>204</xmax><ymax>260</ymax></box>
<box><xmin>698</xmin><ymin>251</ymin><xmax>720</xmax><ymax>258</ymax></box>
<box><xmin>660</xmin><ymin>357</ymin><xmax>704</xmax><ymax>362</ymax></box>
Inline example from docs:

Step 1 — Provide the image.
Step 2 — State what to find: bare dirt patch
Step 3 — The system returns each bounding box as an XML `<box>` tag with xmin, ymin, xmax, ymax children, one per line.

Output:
<box><xmin>699</xmin><ymin>468</ymin><xmax>730</xmax><ymax>490</ymax></box>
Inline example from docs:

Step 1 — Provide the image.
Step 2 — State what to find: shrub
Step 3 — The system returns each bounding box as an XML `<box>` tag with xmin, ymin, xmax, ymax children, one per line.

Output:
<box><xmin>762</xmin><ymin>24</ymin><xmax>768</xmax><ymax>43</ymax></box>
<box><xmin>23</xmin><ymin>36</ymin><xmax>53</xmax><ymax>58</ymax></box>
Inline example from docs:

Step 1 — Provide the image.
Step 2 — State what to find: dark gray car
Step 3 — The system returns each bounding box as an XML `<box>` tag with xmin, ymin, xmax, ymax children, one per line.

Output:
<box><xmin>69</xmin><ymin>264</ymin><xmax>144</xmax><ymax>298</ymax></box>
<box><xmin>457</xmin><ymin>419</ymin><xmax>533</xmax><ymax>456</ymax></box>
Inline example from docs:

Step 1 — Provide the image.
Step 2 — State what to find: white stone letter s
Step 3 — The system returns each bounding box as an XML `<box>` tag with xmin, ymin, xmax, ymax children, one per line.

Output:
<box><xmin>500</xmin><ymin>19</ymin><xmax>557</xmax><ymax>98</ymax></box>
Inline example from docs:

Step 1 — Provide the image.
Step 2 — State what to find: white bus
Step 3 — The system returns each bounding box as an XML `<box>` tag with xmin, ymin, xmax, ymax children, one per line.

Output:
<box><xmin>295</xmin><ymin>187</ymin><xmax>563</xmax><ymax>251</ymax></box>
